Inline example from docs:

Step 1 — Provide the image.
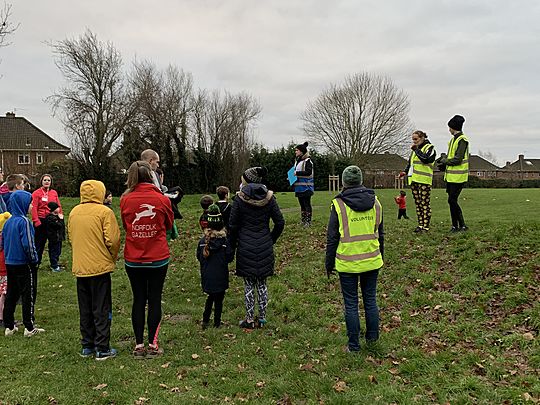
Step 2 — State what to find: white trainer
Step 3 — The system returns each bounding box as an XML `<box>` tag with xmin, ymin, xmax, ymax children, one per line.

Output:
<box><xmin>4</xmin><ymin>326</ymin><xmax>19</xmax><ymax>336</ymax></box>
<box><xmin>24</xmin><ymin>327</ymin><xmax>45</xmax><ymax>337</ymax></box>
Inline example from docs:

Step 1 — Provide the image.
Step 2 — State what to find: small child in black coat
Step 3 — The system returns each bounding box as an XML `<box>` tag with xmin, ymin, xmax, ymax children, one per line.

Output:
<box><xmin>196</xmin><ymin>204</ymin><xmax>234</xmax><ymax>328</ymax></box>
<box><xmin>42</xmin><ymin>201</ymin><xmax>65</xmax><ymax>272</ymax></box>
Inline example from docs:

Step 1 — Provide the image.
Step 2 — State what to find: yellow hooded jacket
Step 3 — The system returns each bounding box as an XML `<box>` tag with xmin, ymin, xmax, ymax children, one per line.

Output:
<box><xmin>68</xmin><ymin>180</ymin><xmax>121</xmax><ymax>277</ymax></box>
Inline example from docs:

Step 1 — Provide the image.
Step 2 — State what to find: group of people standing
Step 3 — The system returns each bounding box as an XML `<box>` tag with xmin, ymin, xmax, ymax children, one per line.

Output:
<box><xmin>399</xmin><ymin>114</ymin><xmax>470</xmax><ymax>233</ymax></box>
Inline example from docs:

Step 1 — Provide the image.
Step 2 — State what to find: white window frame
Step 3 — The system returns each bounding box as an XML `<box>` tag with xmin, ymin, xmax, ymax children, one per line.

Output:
<box><xmin>36</xmin><ymin>152</ymin><xmax>44</xmax><ymax>164</ymax></box>
<box><xmin>18</xmin><ymin>153</ymin><xmax>31</xmax><ymax>165</ymax></box>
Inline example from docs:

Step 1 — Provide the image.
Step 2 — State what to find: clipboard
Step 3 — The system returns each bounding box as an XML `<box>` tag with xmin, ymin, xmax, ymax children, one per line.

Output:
<box><xmin>287</xmin><ymin>166</ymin><xmax>297</xmax><ymax>186</ymax></box>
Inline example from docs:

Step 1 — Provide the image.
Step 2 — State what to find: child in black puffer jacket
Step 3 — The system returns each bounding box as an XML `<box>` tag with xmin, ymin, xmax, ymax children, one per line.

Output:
<box><xmin>196</xmin><ymin>204</ymin><xmax>234</xmax><ymax>328</ymax></box>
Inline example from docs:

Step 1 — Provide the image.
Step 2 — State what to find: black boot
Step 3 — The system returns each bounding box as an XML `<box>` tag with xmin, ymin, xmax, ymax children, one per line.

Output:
<box><xmin>305</xmin><ymin>211</ymin><xmax>312</xmax><ymax>227</ymax></box>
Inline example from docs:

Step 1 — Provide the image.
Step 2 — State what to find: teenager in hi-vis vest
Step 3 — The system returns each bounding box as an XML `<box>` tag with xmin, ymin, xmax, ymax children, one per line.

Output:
<box><xmin>399</xmin><ymin>130</ymin><xmax>436</xmax><ymax>233</ymax></box>
<box><xmin>325</xmin><ymin>165</ymin><xmax>384</xmax><ymax>352</ymax></box>
<box><xmin>436</xmin><ymin>115</ymin><xmax>469</xmax><ymax>232</ymax></box>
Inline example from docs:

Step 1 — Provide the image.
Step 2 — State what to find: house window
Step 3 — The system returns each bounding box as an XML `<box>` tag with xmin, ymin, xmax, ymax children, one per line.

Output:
<box><xmin>26</xmin><ymin>138</ymin><xmax>31</xmax><ymax>147</ymax></box>
<box><xmin>18</xmin><ymin>153</ymin><xmax>31</xmax><ymax>165</ymax></box>
<box><xmin>477</xmin><ymin>171</ymin><xmax>484</xmax><ymax>177</ymax></box>
<box><xmin>36</xmin><ymin>152</ymin><xmax>44</xmax><ymax>164</ymax></box>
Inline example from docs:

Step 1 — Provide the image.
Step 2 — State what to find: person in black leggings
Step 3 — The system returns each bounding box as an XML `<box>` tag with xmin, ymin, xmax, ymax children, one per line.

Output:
<box><xmin>293</xmin><ymin>142</ymin><xmax>315</xmax><ymax>227</ymax></box>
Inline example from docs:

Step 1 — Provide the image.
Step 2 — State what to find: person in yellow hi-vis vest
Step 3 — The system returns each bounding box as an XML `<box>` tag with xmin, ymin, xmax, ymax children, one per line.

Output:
<box><xmin>436</xmin><ymin>115</ymin><xmax>469</xmax><ymax>232</ymax></box>
<box><xmin>399</xmin><ymin>130</ymin><xmax>436</xmax><ymax>233</ymax></box>
<box><xmin>325</xmin><ymin>166</ymin><xmax>384</xmax><ymax>352</ymax></box>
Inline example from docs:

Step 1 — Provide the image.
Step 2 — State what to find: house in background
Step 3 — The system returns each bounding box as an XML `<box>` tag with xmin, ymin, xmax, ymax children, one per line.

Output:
<box><xmin>0</xmin><ymin>112</ymin><xmax>70</xmax><ymax>181</ymax></box>
<box><xmin>501</xmin><ymin>155</ymin><xmax>540</xmax><ymax>180</ymax></box>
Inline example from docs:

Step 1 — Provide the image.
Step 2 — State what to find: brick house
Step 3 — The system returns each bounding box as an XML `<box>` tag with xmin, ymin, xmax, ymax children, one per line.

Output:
<box><xmin>0</xmin><ymin>112</ymin><xmax>70</xmax><ymax>180</ymax></box>
<box><xmin>500</xmin><ymin>155</ymin><xmax>540</xmax><ymax>180</ymax></box>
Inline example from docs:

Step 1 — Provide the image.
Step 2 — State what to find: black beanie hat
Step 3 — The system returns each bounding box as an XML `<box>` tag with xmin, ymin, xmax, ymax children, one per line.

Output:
<box><xmin>242</xmin><ymin>166</ymin><xmax>268</xmax><ymax>184</ymax></box>
<box><xmin>47</xmin><ymin>201</ymin><xmax>59</xmax><ymax>212</ymax></box>
<box><xmin>448</xmin><ymin>115</ymin><xmax>465</xmax><ymax>131</ymax></box>
<box><xmin>295</xmin><ymin>141</ymin><xmax>309</xmax><ymax>155</ymax></box>
<box><xmin>206</xmin><ymin>204</ymin><xmax>224</xmax><ymax>230</ymax></box>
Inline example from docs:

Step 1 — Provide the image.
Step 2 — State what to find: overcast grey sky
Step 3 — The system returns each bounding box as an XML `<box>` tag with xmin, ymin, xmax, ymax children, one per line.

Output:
<box><xmin>1</xmin><ymin>0</ymin><xmax>539</xmax><ymax>164</ymax></box>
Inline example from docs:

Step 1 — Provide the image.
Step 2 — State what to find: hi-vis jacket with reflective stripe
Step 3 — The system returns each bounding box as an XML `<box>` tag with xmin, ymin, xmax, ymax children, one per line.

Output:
<box><xmin>331</xmin><ymin>196</ymin><xmax>383</xmax><ymax>273</ymax></box>
<box><xmin>294</xmin><ymin>157</ymin><xmax>314</xmax><ymax>193</ymax></box>
<box><xmin>408</xmin><ymin>144</ymin><xmax>435</xmax><ymax>186</ymax></box>
<box><xmin>444</xmin><ymin>133</ymin><xmax>469</xmax><ymax>183</ymax></box>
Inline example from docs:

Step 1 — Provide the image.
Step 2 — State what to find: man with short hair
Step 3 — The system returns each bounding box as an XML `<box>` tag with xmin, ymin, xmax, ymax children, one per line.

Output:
<box><xmin>140</xmin><ymin>149</ymin><xmax>167</xmax><ymax>192</ymax></box>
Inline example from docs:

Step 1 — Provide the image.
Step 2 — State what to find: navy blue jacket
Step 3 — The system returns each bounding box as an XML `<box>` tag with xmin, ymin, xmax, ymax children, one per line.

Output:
<box><xmin>197</xmin><ymin>229</ymin><xmax>234</xmax><ymax>294</ymax></box>
<box><xmin>0</xmin><ymin>191</ymin><xmax>38</xmax><ymax>265</ymax></box>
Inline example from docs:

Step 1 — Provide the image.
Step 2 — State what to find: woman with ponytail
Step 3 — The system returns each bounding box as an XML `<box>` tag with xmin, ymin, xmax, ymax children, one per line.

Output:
<box><xmin>196</xmin><ymin>204</ymin><xmax>233</xmax><ymax>329</ymax></box>
<box><xmin>293</xmin><ymin>142</ymin><xmax>314</xmax><ymax>227</ymax></box>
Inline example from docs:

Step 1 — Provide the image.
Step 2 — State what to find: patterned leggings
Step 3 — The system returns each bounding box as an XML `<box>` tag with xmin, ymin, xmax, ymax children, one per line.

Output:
<box><xmin>243</xmin><ymin>277</ymin><xmax>268</xmax><ymax>321</ymax></box>
<box><xmin>411</xmin><ymin>182</ymin><xmax>432</xmax><ymax>229</ymax></box>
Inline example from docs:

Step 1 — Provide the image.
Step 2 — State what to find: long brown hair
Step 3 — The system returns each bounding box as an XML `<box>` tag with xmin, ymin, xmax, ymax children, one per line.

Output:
<box><xmin>123</xmin><ymin>161</ymin><xmax>153</xmax><ymax>196</ymax></box>
<box><xmin>412</xmin><ymin>130</ymin><xmax>428</xmax><ymax>140</ymax></box>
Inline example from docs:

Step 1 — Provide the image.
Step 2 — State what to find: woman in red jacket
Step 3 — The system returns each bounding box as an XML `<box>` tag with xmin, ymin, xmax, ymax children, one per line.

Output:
<box><xmin>31</xmin><ymin>174</ymin><xmax>63</xmax><ymax>271</ymax></box>
<box><xmin>120</xmin><ymin>161</ymin><xmax>174</xmax><ymax>359</ymax></box>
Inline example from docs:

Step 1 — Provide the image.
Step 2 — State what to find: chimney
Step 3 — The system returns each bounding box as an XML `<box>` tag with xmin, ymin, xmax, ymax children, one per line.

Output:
<box><xmin>505</xmin><ymin>161</ymin><xmax>511</xmax><ymax>168</ymax></box>
<box><xmin>5</xmin><ymin>112</ymin><xmax>15</xmax><ymax>117</ymax></box>
<box><xmin>518</xmin><ymin>154</ymin><xmax>524</xmax><ymax>161</ymax></box>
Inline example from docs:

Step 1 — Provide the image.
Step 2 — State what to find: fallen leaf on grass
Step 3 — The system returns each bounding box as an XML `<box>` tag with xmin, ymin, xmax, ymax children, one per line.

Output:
<box><xmin>276</xmin><ymin>395</ymin><xmax>293</xmax><ymax>405</ymax></box>
<box><xmin>523</xmin><ymin>332</ymin><xmax>535</xmax><ymax>341</ymax></box>
<box><xmin>388</xmin><ymin>368</ymin><xmax>400</xmax><ymax>376</ymax></box>
<box><xmin>159</xmin><ymin>383</ymin><xmax>169</xmax><ymax>389</ymax></box>
<box><xmin>368</xmin><ymin>375</ymin><xmax>377</xmax><ymax>384</ymax></box>
<box><xmin>48</xmin><ymin>396</ymin><xmax>58</xmax><ymax>404</ymax></box>
<box><xmin>170</xmin><ymin>387</ymin><xmax>181</xmax><ymax>393</ymax></box>
<box><xmin>434</xmin><ymin>305</ymin><xmax>442</xmax><ymax>311</ymax></box>
<box><xmin>256</xmin><ymin>381</ymin><xmax>266</xmax><ymax>388</ymax></box>
<box><xmin>333</xmin><ymin>380</ymin><xmax>348</xmax><ymax>392</ymax></box>
<box><xmin>299</xmin><ymin>363</ymin><xmax>315</xmax><ymax>372</ymax></box>
<box><xmin>93</xmin><ymin>384</ymin><xmax>107</xmax><ymax>390</ymax></box>
<box><xmin>161</xmin><ymin>362</ymin><xmax>171</xmax><ymax>368</ymax></box>
<box><xmin>522</xmin><ymin>393</ymin><xmax>537</xmax><ymax>402</ymax></box>
<box><xmin>191</xmin><ymin>353</ymin><xmax>200</xmax><ymax>360</ymax></box>
<box><xmin>135</xmin><ymin>398</ymin><xmax>149</xmax><ymax>405</ymax></box>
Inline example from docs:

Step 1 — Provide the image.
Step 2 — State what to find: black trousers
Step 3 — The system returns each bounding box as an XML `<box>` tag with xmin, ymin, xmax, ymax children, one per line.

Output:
<box><xmin>126</xmin><ymin>265</ymin><xmax>168</xmax><ymax>345</ymax></box>
<box><xmin>397</xmin><ymin>208</ymin><xmax>408</xmax><ymax>219</ymax></box>
<box><xmin>3</xmin><ymin>263</ymin><xmax>37</xmax><ymax>331</ymax></box>
<box><xmin>203</xmin><ymin>292</ymin><xmax>226</xmax><ymax>326</ymax></box>
<box><xmin>297</xmin><ymin>194</ymin><xmax>312</xmax><ymax>213</ymax></box>
<box><xmin>446</xmin><ymin>182</ymin><xmax>465</xmax><ymax>228</ymax></box>
<box><xmin>34</xmin><ymin>222</ymin><xmax>48</xmax><ymax>265</ymax></box>
<box><xmin>77</xmin><ymin>273</ymin><xmax>112</xmax><ymax>352</ymax></box>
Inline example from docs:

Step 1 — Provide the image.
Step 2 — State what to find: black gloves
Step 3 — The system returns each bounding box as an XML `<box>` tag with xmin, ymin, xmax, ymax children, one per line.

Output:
<box><xmin>326</xmin><ymin>268</ymin><xmax>336</xmax><ymax>279</ymax></box>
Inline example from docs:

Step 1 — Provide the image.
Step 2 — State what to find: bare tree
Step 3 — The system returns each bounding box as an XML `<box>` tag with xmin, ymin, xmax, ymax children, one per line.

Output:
<box><xmin>0</xmin><ymin>2</ymin><xmax>19</xmax><ymax>48</ymax></box>
<box><xmin>301</xmin><ymin>72</ymin><xmax>411</xmax><ymax>161</ymax></box>
<box><xmin>477</xmin><ymin>150</ymin><xmax>500</xmax><ymax>166</ymax></box>
<box><xmin>130</xmin><ymin>60</ymin><xmax>193</xmax><ymax>170</ymax></box>
<box><xmin>48</xmin><ymin>30</ymin><xmax>136</xmax><ymax>178</ymax></box>
<box><xmin>191</xmin><ymin>90</ymin><xmax>261</xmax><ymax>188</ymax></box>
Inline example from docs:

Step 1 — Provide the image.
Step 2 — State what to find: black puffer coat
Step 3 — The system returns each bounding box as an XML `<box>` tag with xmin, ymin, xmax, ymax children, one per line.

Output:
<box><xmin>197</xmin><ymin>229</ymin><xmax>234</xmax><ymax>294</ymax></box>
<box><xmin>229</xmin><ymin>183</ymin><xmax>285</xmax><ymax>278</ymax></box>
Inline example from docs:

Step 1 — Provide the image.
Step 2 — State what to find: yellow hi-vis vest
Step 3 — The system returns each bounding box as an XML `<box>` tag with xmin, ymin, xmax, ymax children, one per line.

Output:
<box><xmin>332</xmin><ymin>197</ymin><xmax>383</xmax><ymax>273</ymax></box>
<box><xmin>444</xmin><ymin>133</ymin><xmax>469</xmax><ymax>183</ymax></box>
<box><xmin>408</xmin><ymin>143</ymin><xmax>435</xmax><ymax>186</ymax></box>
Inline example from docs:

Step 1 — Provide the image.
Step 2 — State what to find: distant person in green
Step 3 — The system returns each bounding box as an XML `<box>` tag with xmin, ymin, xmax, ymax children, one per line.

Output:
<box><xmin>399</xmin><ymin>130</ymin><xmax>436</xmax><ymax>232</ymax></box>
<box><xmin>436</xmin><ymin>115</ymin><xmax>469</xmax><ymax>232</ymax></box>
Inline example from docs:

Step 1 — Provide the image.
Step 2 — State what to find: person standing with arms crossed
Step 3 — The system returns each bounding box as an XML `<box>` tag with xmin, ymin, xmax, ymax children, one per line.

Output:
<box><xmin>436</xmin><ymin>115</ymin><xmax>469</xmax><ymax>232</ymax></box>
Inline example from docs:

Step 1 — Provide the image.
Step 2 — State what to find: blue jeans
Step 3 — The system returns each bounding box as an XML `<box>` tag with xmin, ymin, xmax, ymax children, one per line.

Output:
<box><xmin>339</xmin><ymin>270</ymin><xmax>379</xmax><ymax>351</ymax></box>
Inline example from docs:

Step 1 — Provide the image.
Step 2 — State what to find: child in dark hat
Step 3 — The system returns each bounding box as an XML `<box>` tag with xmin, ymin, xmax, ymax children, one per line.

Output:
<box><xmin>42</xmin><ymin>201</ymin><xmax>65</xmax><ymax>272</ymax></box>
<box><xmin>196</xmin><ymin>204</ymin><xmax>234</xmax><ymax>328</ymax></box>
<box><xmin>199</xmin><ymin>195</ymin><xmax>214</xmax><ymax>230</ymax></box>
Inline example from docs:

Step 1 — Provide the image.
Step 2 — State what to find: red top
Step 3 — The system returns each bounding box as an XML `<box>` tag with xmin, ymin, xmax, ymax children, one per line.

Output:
<box><xmin>31</xmin><ymin>187</ymin><xmax>62</xmax><ymax>226</ymax></box>
<box><xmin>120</xmin><ymin>183</ymin><xmax>174</xmax><ymax>263</ymax></box>
<box><xmin>394</xmin><ymin>195</ymin><xmax>406</xmax><ymax>209</ymax></box>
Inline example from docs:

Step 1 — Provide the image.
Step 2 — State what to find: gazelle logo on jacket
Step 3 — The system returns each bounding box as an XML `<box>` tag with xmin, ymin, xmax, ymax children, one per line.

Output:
<box><xmin>132</xmin><ymin>204</ymin><xmax>157</xmax><ymax>224</ymax></box>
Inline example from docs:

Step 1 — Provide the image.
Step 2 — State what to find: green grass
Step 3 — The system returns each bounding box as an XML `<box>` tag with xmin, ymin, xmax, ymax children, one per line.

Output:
<box><xmin>1</xmin><ymin>188</ymin><xmax>539</xmax><ymax>404</ymax></box>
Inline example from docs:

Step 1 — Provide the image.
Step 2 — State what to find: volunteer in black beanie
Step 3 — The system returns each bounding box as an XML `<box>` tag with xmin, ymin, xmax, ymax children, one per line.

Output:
<box><xmin>293</xmin><ymin>141</ymin><xmax>315</xmax><ymax>227</ymax></box>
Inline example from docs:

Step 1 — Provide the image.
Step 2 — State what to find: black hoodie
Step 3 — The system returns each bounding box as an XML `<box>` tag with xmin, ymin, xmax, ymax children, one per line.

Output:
<box><xmin>325</xmin><ymin>185</ymin><xmax>384</xmax><ymax>272</ymax></box>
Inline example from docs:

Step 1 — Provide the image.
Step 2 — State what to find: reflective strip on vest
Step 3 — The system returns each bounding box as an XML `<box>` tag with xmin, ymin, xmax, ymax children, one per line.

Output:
<box><xmin>408</xmin><ymin>144</ymin><xmax>434</xmax><ymax>186</ymax></box>
<box><xmin>333</xmin><ymin>197</ymin><xmax>383</xmax><ymax>273</ymax></box>
<box><xmin>444</xmin><ymin>133</ymin><xmax>469</xmax><ymax>183</ymax></box>
<box><xmin>294</xmin><ymin>158</ymin><xmax>314</xmax><ymax>192</ymax></box>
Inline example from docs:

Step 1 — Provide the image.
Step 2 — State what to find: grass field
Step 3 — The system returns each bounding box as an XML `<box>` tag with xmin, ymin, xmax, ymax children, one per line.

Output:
<box><xmin>1</xmin><ymin>188</ymin><xmax>539</xmax><ymax>404</ymax></box>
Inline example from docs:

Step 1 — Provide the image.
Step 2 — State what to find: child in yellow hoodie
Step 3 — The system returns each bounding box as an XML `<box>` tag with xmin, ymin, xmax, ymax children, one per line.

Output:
<box><xmin>68</xmin><ymin>180</ymin><xmax>121</xmax><ymax>360</ymax></box>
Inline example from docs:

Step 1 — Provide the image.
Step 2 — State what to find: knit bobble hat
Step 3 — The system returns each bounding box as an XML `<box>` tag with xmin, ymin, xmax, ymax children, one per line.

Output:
<box><xmin>47</xmin><ymin>201</ymin><xmax>59</xmax><ymax>212</ymax></box>
<box><xmin>206</xmin><ymin>204</ymin><xmax>224</xmax><ymax>230</ymax></box>
<box><xmin>342</xmin><ymin>165</ymin><xmax>363</xmax><ymax>187</ymax></box>
<box><xmin>295</xmin><ymin>141</ymin><xmax>309</xmax><ymax>155</ymax></box>
<box><xmin>448</xmin><ymin>115</ymin><xmax>465</xmax><ymax>131</ymax></box>
<box><xmin>0</xmin><ymin>211</ymin><xmax>12</xmax><ymax>232</ymax></box>
<box><xmin>242</xmin><ymin>166</ymin><xmax>268</xmax><ymax>184</ymax></box>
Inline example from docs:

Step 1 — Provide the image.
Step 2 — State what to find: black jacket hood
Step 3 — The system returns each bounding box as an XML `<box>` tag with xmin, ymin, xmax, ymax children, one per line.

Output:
<box><xmin>336</xmin><ymin>185</ymin><xmax>375</xmax><ymax>212</ymax></box>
